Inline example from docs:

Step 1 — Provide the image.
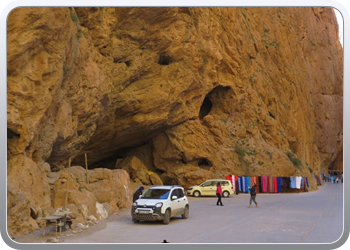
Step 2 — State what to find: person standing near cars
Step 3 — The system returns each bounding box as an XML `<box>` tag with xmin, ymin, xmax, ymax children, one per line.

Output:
<box><xmin>133</xmin><ymin>186</ymin><xmax>144</xmax><ymax>202</ymax></box>
<box><xmin>248</xmin><ymin>182</ymin><xmax>258</xmax><ymax>208</ymax></box>
<box><xmin>216</xmin><ymin>182</ymin><xmax>223</xmax><ymax>206</ymax></box>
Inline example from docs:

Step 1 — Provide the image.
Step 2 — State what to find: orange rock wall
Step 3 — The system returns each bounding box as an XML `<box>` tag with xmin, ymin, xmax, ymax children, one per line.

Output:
<box><xmin>7</xmin><ymin>7</ymin><xmax>343</xmax><ymax>235</ymax></box>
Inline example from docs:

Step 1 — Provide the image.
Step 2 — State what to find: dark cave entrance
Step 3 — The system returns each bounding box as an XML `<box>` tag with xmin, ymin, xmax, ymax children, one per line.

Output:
<box><xmin>7</xmin><ymin>128</ymin><xmax>20</xmax><ymax>156</ymax></box>
<box><xmin>7</xmin><ymin>128</ymin><xmax>20</xmax><ymax>139</ymax></box>
<box><xmin>199</xmin><ymin>96</ymin><xmax>213</xmax><ymax>120</ymax></box>
<box><xmin>198</xmin><ymin>158</ymin><xmax>211</xmax><ymax>167</ymax></box>
<box><xmin>199</xmin><ymin>85</ymin><xmax>234</xmax><ymax>120</ymax></box>
<box><xmin>158</xmin><ymin>54</ymin><xmax>174</xmax><ymax>66</ymax></box>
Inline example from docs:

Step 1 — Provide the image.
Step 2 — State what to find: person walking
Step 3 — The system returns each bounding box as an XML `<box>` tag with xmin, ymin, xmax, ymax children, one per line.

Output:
<box><xmin>248</xmin><ymin>182</ymin><xmax>258</xmax><ymax>208</ymax></box>
<box><xmin>216</xmin><ymin>182</ymin><xmax>223</xmax><ymax>206</ymax></box>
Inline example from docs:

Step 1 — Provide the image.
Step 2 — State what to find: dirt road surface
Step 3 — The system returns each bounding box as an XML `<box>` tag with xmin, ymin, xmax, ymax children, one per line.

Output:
<box><xmin>11</xmin><ymin>182</ymin><xmax>343</xmax><ymax>245</ymax></box>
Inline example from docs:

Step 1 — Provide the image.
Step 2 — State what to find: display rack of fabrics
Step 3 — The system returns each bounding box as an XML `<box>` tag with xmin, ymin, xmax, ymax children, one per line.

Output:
<box><xmin>225</xmin><ymin>175</ymin><xmax>309</xmax><ymax>193</ymax></box>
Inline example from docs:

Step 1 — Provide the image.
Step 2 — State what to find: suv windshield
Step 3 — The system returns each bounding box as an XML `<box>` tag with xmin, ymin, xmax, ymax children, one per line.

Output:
<box><xmin>141</xmin><ymin>189</ymin><xmax>170</xmax><ymax>199</ymax></box>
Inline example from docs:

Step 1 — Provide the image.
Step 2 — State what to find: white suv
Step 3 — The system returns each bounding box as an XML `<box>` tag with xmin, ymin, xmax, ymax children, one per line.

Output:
<box><xmin>131</xmin><ymin>185</ymin><xmax>189</xmax><ymax>224</ymax></box>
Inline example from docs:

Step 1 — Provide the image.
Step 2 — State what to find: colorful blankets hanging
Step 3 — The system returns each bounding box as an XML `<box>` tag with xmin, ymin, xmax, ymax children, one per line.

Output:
<box><xmin>232</xmin><ymin>175</ymin><xmax>236</xmax><ymax>191</ymax></box>
<box><xmin>262</xmin><ymin>176</ymin><xmax>267</xmax><ymax>192</ymax></box>
<box><xmin>300</xmin><ymin>177</ymin><xmax>309</xmax><ymax>192</ymax></box>
<box><xmin>225</xmin><ymin>175</ymin><xmax>232</xmax><ymax>183</ymax></box>
<box><xmin>225</xmin><ymin>175</ymin><xmax>236</xmax><ymax>191</ymax></box>
<box><xmin>280</xmin><ymin>177</ymin><xmax>288</xmax><ymax>187</ymax></box>
<box><xmin>251</xmin><ymin>177</ymin><xmax>259</xmax><ymax>193</ymax></box>
<box><xmin>242</xmin><ymin>177</ymin><xmax>247</xmax><ymax>192</ymax></box>
<box><xmin>246</xmin><ymin>177</ymin><xmax>251</xmax><ymax>193</ymax></box>
<box><xmin>269</xmin><ymin>176</ymin><xmax>274</xmax><ymax>192</ymax></box>
<box><xmin>296</xmin><ymin>176</ymin><xmax>302</xmax><ymax>189</ymax></box>
<box><xmin>256</xmin><ymin>177</ymin><xmax>261</xmax><ymax>193</ymax></box>
<box><xmin>290</xmin><ymin>177</ymin><xmax>297</xmax><ymax>188</ymax></box>
<box><xmin>277</xmin><ymin>177</ymin><xmax>281</xmax><ymax>193</ymax></box>
<box><xmin>266</xmin><ymin>176</ymin><xmax>269</xmax><ymax>192</ymax></box>
<box><xmin>225</xmin><ymin>175</ymin><xmax>308</xmax><ymax>193</ymax></box>
<box><xmin>289</xmin><ymin>176</ymin><xmax>309</xmax><ymax>191</ymax></box>
<box><xmin>301</xmin><ymin>177</ymin><xmax>305</xmax><ymax>190</ymax></box>
<box><xmin>238</xmin><ymin>177</ymin><xmax>242</xmax><ymax>192</ymax></box>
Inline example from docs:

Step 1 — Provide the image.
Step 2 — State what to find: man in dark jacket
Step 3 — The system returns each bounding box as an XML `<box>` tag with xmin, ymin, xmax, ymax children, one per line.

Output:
<box><xmin>133</xmin><ymin>186</ymin><xmax>144</xmax><ymax>202</ymax></box>
<box><xmin>248</xmin><ymin>182</ymin><xmax>258</xmax><ymax>208</ymax></box>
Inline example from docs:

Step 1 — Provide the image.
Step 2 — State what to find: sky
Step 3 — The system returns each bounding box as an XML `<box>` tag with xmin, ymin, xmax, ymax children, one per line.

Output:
<box><xmin>334</xmin><ymin>8</ymin><xmax>344</xmax><ymax>47</ymax></box>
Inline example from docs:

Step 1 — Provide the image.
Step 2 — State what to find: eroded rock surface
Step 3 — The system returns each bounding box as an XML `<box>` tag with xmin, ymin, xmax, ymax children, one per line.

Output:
<box><xmin>7</xmin><ymin>7</ymin><xmax>343</xmax><ymax>235</ymax></box>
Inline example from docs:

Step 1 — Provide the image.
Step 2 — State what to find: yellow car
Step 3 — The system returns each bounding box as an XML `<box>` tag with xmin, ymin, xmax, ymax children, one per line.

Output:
<box><xmin>187</xmin><ymin>179</ymin><xmax>234</xmax><ymax>197</ymax></box>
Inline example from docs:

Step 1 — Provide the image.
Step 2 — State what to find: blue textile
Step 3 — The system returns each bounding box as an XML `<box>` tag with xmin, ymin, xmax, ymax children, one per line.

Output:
<box><xmin>242</xmin><ymin>177</ymin><xmax>246</xmax><ymax>192</ymax></box>
<box><xmin>238</xmin><ymin>177</ymin><xmax>242</xmax><ymax>191</ymax></box>
<box><xmin>277</xmin><ymin>177</ymin><xmax>281</xmax><ymax>193</ymax></box>
<box><xmin>246</xmin><ymin>177</ymin><xmax>251</xmax><ymax>193</ymax></box>
<box><xmin>290</xmin><ymin>177</ymin><xmax>297</xmax><ymax>188</ymax></box>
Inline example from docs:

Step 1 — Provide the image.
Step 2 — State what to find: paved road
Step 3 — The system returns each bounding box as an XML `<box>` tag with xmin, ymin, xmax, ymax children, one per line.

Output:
<box><xmin>63</xmin><ymin>182</ymin><xmax>343</xmax><ymax>244</ymax></box>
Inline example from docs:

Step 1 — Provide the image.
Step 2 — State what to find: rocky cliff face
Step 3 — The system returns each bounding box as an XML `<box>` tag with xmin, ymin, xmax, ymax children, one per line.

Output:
<box><xmin>7</xmin><ymin>7</ymin><xmax>343</xmax><ymax>235</ymax></box>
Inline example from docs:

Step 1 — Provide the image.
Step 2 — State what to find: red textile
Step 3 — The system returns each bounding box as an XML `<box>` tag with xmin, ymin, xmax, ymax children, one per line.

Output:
<box><xmin>274</xmin><ymin>177</ymin><xmax>277</xmax><ymax>193</ymax></box>
<box><xmin>255</xmin><ymin>177</ymin><xmax>260</xmax><ymax>193</ymax></box>
<box><xmin>225</xmin><ymin>175</ymin><xmax>233</xmax><ymax>185</ymax></box>
<box><xmin>266</xmin><ymin>177</ymin><xmax>269</xmax><ymax>193</ymax></box>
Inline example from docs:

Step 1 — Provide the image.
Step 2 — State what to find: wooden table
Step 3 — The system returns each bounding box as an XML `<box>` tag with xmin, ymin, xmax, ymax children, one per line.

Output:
<box><xmin>36</xmin><ymin>212</ymin><xmax>71</xmax><ymax>236</ymax></box>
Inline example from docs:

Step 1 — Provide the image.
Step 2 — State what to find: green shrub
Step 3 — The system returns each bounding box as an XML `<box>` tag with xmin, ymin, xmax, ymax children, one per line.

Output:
<box><xmin>285</xmin><ymin>151</ymin><xmax>302</xmax><ymax>167</ymax></box>
<box><xmin>70</xmin><ymin>13</ymin><xmax>80</xmax><ymax>22</ymax></box>
<box><xmin>234</xmin><ymin>145</ymin><xmax>254</xmax><ymax>166</ymax></box>
<box><xmin>234</xmin><ymin>145</ymin><xmax>246</xmax><ymax>158</ymax></box>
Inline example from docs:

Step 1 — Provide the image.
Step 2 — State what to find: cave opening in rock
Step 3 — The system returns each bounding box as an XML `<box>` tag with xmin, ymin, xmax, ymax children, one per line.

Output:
<box><xmin>7</xmin><ymin>128</ymin><xmax>20</xmax><ymax>139</ymax></box>
<box><xmin>199</xmin><ymin>96</ymin><xmax>213</xmax><ymax>120</ymax></box>
<box><xmin>198</xmin><ymin>158</ymin><xmax>211</xmax><ymax>167</ymax></box>
<box><xmin>199</xmin><ymin>86</ymin><xmax>234</xmax><ymax>120</ymax></box>
<box><xmin>158</xmin><ymin>54</ymin><xmax>173</xmax><ymax>65</ymax></box>
<box><xmin>7</xmin><ymin>128</ymin><xmax>20</xmax><ymax>158</ymax></box>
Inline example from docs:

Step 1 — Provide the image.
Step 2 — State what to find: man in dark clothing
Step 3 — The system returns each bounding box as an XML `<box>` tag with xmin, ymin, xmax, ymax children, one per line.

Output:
<box><xmin>133</xmin><ymin>186</ymin><xmax>144</xmax><ymax>202</ymax></box>
<box><xmin>248</xmin><ymin>182</ymin><xmax>258</xmax><ymax>208</ymax></box>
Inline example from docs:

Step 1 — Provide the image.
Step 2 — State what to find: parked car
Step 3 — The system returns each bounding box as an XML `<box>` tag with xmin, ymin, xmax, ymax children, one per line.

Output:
<box><xmin>187</xmin><ymin>179</ymin><xmax>234</xmax><ymax>197</ymax></box>
<box><xmin>131</xmin><ymin>185</ymin><xmax>189</xmax><ymax>224</ymax></box>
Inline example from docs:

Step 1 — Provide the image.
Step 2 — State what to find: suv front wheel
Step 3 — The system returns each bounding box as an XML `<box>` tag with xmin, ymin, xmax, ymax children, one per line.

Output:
<box><xmin>163</xmin><ymin>209</ymin><xmax>170</xmax><ymax>224</ymax></box>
